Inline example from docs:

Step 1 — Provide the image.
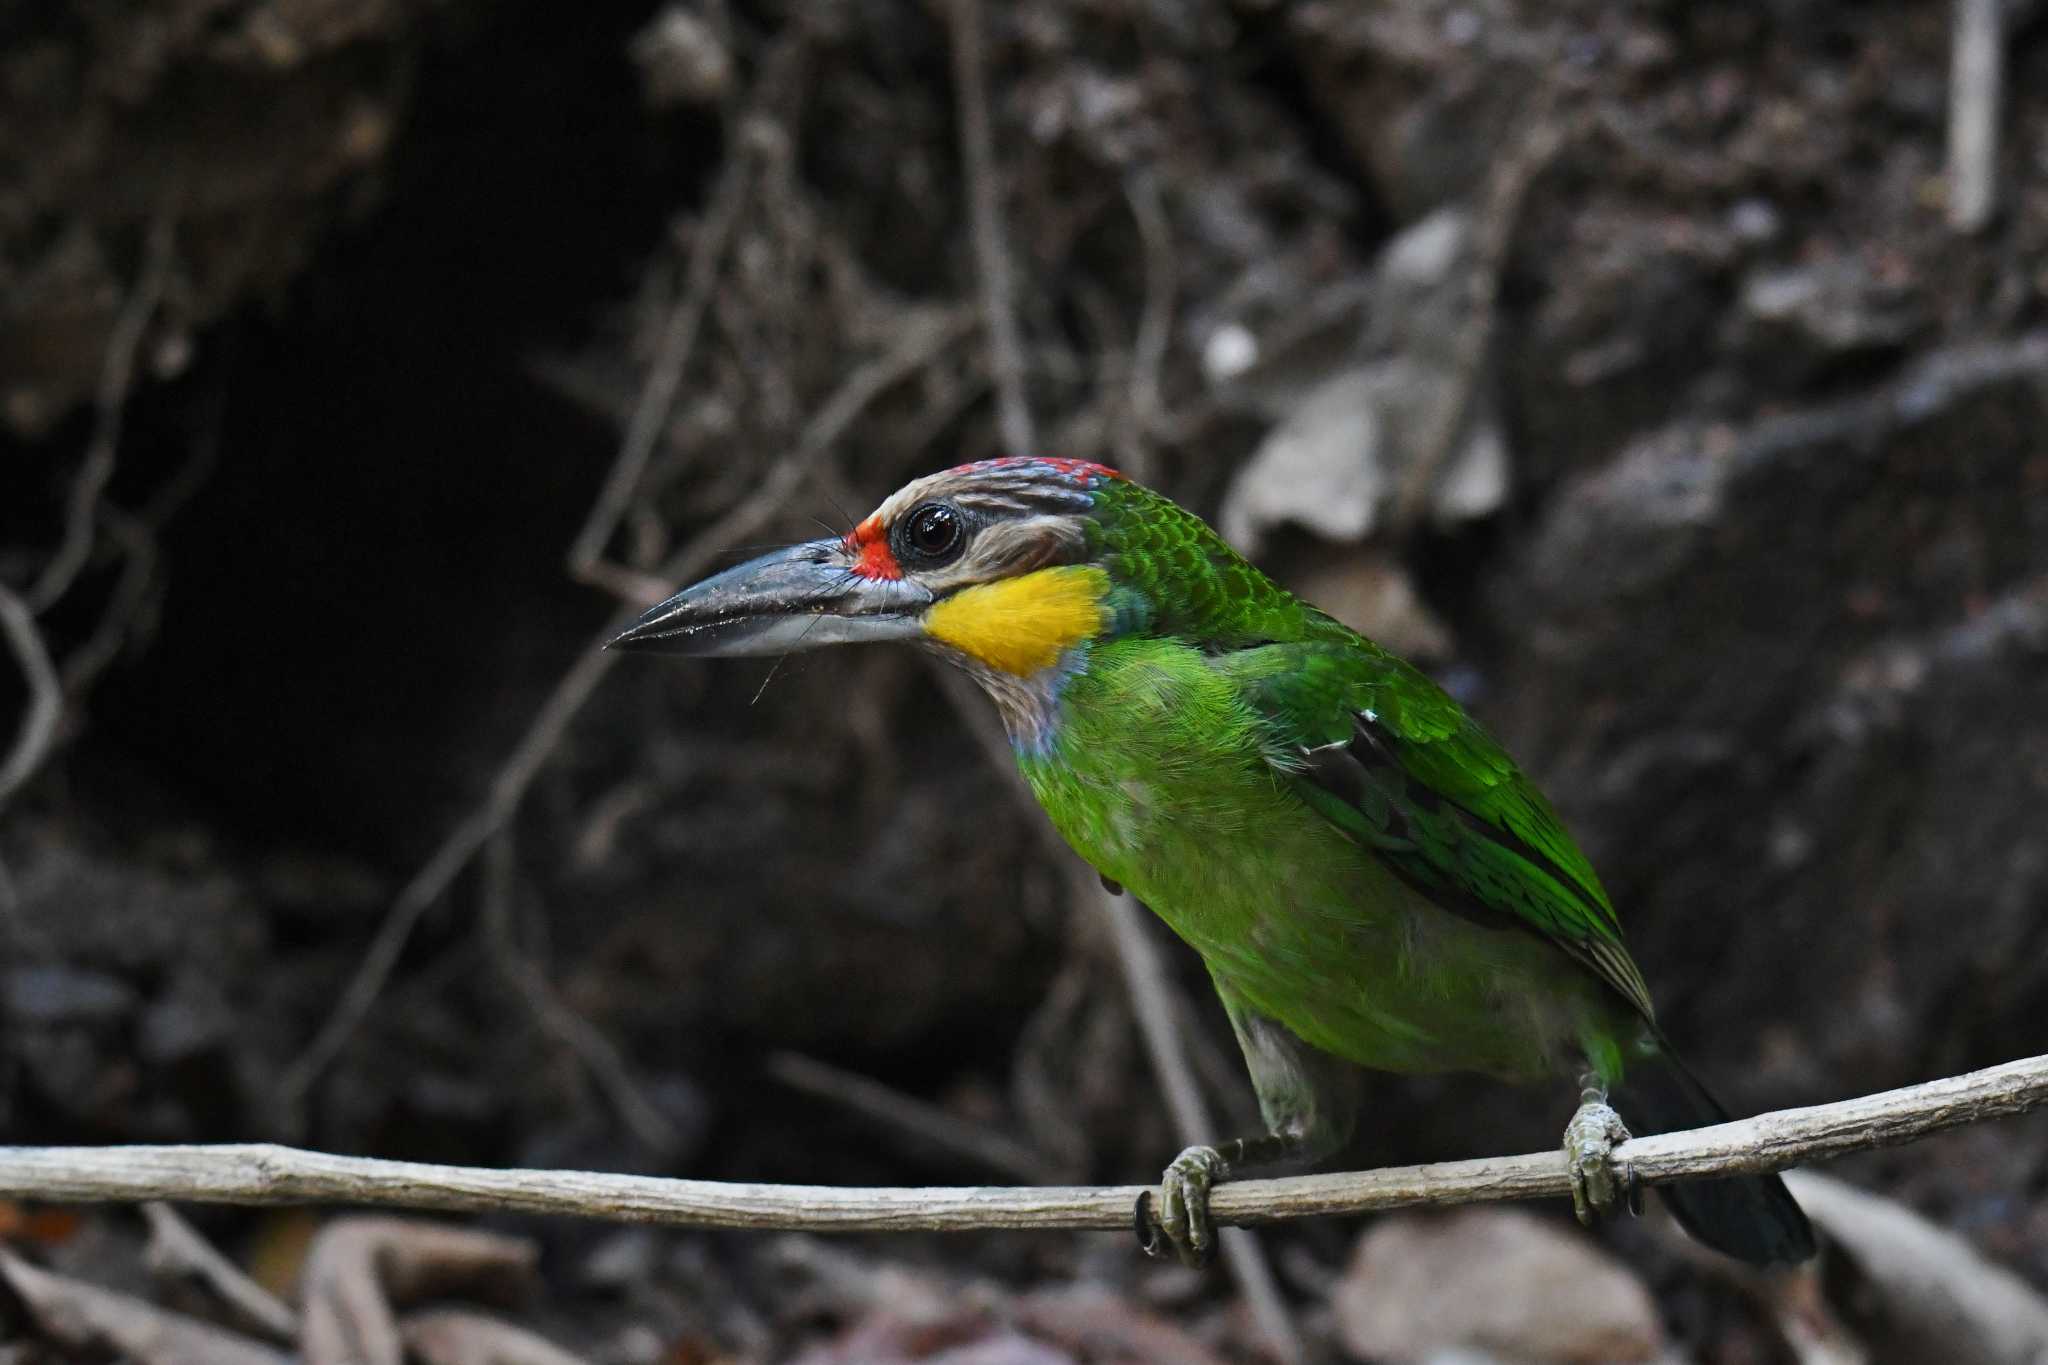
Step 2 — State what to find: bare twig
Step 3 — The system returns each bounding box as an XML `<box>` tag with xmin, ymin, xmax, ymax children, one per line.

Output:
<box><xmin>0</xmin><ymin>585</ymin><xmax>62</xmax><ymax>811</ymax></box>
<box><xmin>1096</xmin><ymin>885</ymin><xmax>1211</xmax><ymax>1149</ymax></box>
<box><xmin>277</xmin><ymin>307</ymin><xmax>973</xmax><ymax>1116</ymax></box>
<box><xmin>28</xmin><ymin>212</ymin><xmax>177</xmax><ymax>614</ymax></box>
<box><xmin>403</xmin><ymin>1308</ymin><xmax>593</xmax><ymax>1365</ymax></box>
<box><xmin>1389</xmin><ymin>95</ymin><xmax>1569</xmax><ymax>538</ymax></box>
<box><xmin>59</xmin><ymin>504</ymin><xmax>158</xmax><ymax>697</ymax></box>
<box><xmin>568</xmin><ymin>137</ymin><xmax>754</xmax><ymax>600</ymax></box>
<box><xmin>768</xmin><ymin>1050</ymin><xmax>1059</xmax><ymax>1183</ymax></box>
<box><xmin>1097</xmin><ymin>877</ymin><xmax>1303</xmax><ymax>1365</ymax></box>
<box><xmin>3</xmin><ymin>1054</ymin><xmax>2043</xmax><ymax>1231</ymax></box>
<box><xmin>302</xmin><ymin>1217</ymin><xmax>538</xmax><ymax>1365</ymax></box>
<box><xmin>482</xmin><ymin>834</ymin><xmax>687</xmax><ymax>1156</ymax></box>
<box><xmin>1121</xmin><ymin>170</ymin><xmax>1175</xmax><ymax>482</ymax></box>
<box><xmin>946</xmin><ymin>0</ymin><xmax>1035</xmax><ymax>458</ymax></box>
<box><xmin>1946</xmin><ymin>0</ymin><xmax>2004</xmax><ymax>233</ymax></box>
<box><xmin>0</xmin><ymin>1247</ymin><xmax>288</xmax><ymax>1365</ymax></box>
<box><xmin>142</xmin><ymin>1202</ymin><xmax>300</xmax><ymax>1342</ymax></box>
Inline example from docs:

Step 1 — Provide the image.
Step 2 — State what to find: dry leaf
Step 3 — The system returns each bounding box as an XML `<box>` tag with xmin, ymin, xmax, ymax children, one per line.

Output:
<box><xmin>142</xmin><ymin>1202</ymin><xmax>300</xmax><ymax>1341</ymax></box>
<box><xmin>0</xmin><ymin>1247</ymin><xmax>289</xmax><ymax>1365</ymax></box>
<box><xmin>1788</xmin><ymin>1171</ymin><xmax>2048</xmax><ymax>1365</ymax></box>
<box><xmin>301</xmin><ymin>1216</ymin><xmax>539</xmax><ymax>1365</ymax></box>
<box><xmin>1331</xmin><ymin>1207</ymin><xmax>1664</xmax><ymax>1364</ymax></box>
<box><xmin>403</xmin><ymin>1306</ymin><xmax>593</xmax><ymax>1365</ymax></box>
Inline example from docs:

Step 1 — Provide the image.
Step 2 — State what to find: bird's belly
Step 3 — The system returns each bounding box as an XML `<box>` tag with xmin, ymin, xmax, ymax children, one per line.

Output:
<box><xmin>1024</xmin><ymin>740</ymin><xmax>1590</xmax><ymax>1082</ymax></box>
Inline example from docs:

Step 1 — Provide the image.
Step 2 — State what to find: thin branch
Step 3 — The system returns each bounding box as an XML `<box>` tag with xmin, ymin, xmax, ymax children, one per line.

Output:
<box><xmin>1389</xmin><ymin>94</ymin><xmax>1568</xmax><ymax>539</ymax></box>
<box><xmin>1946</xmin><ymin>0</ymin><xmax>2004</xmax><ymax>234</ymax></box>
<box><xmin>568</xmin><ymin>156</ymin><xmax>753</xmax><ymax>596</ymax></box>
<box><xmin>1098</xmin><ymin>884</ymin><xmax>1212</xmax><ymax>1146</ymax></box>
<box><xmin>1097</xmin><ymin>878</ymin><xmax>1303</xmax><ymax>1365</ymax></box>
<box><xmin>0</xmin><ymin>585</ymin><xmax>62</xmax><ymax>811</ymax></box>
<box><xmin>1122</xmin><ymin>169</ymin><xmax>1174</xmax><ymax>478</ymax></box>
<box><xmin>482</xmin><ymin>834</ymin><xmax>687</xmax><ymax>1157</ymax></box>
<box><xmin>946</xmin><ymin>0</ymin><xmax>1035</xmax><ymax>458</ymax></box>
<box><xmin>3</xmin><ymin>1055</ymin><xmax>2042</xmax><ymax>1231</ymax></box>
<box><xmin>141</xmin><ymin>1202</ymin><xmax>299</xmax><ymax>1341</ymax></box>
<box><xmin>28</xmin><ymin>212</ymin><xmax>177</xmax><ymax>614</ymax></box>
<box><xmin>58</xmin><ymin>504</ymin><xmax>157</xmax><ymax>698</ymax></box>
<box><xmin>768</xmin><ymin>1050</ymin><xmax>1059</xmax><ymax>1183</ymax></box>
<box><xmin>277</xmin><ymin>307</ymin><xmax>973</xmax><ymax>1117</ymax></box>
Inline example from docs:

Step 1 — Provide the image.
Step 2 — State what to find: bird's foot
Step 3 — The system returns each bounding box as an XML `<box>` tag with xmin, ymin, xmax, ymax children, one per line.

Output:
<box><xmin>1562</xmin><ymin>1097</ymin><xmax>1636</xmax><ymax>1226</ymax></box>
<box><xmin>1135</xmin><ymin>1144</ymin><xmax>1229</xmax><ymax>1268</ymax></box>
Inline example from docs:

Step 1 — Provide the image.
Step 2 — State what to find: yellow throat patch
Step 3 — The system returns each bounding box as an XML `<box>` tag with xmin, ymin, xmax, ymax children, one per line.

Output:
<box><xmin>923</xmin><ymin>565</ymin><xmax>1110</xmax><ymax>676</ymax></box>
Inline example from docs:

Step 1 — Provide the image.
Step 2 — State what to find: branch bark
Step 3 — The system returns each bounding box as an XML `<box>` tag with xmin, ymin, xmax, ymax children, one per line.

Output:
<box><xmin>1946</xmin><ymin>0</ymin><xmax>2003</xmax><ymax>234</ymax></box>
<box><xmin>6</xmin><ymin>1054</ymin><xmax>2042</xmax><ymax>1233</ymax></box>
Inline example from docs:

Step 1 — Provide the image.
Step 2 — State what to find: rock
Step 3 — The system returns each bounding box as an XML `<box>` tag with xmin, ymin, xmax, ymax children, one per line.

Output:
<box><xmin>1732</xmin><ymin>254</ymin><xmax>1929</xmax><ymax>379</ymax></box>
<box><xmin>1486</xmin><ymin>335</ymin><xmax>2048</xmax><ymax>1115</ymax></box>
<box><xmin>1331</xmin><ymin>1208</ymin><xmax>1664</xmax><ymax>1364</ymax></box>
<box><xmin>1284</xmin><ymin>3</ymin><xmax>1547</xmax><ymax>217</ymax></box>
<box><xmin>0</xmin><ymin>0</ymin><xmax>434</xmax><ymax>435</ymax></box>
<box><xmin>1219</xmin><ymin>359</ymin><xmax>1509</xmax><ymax>554</ymax></box>
<box><xmin>1216</xmin><ymin>208</ymin><xmax>1511</xmax><ymax>554</ymax></box>
<box><xmin>1290</xmin><ymin>550</ymin><xmax>1456</xmax><ymax>662</ymax></box>
<box><xmin>1785</xmin><ymin>1172</ymin><xmax>2048</xmax><ymax>1365</ymax></box>
<box><xmin>0</xmin><ymin>821</ymin><xmax>272</xmax><ymax>1138</ymax></box>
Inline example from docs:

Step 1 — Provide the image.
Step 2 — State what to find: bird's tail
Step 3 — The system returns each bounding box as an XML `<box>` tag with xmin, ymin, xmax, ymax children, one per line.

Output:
<box><xmin>1613</xmin><ymin>1039</ymin><xmax>1817</xmax><ymax>1266</ymax></box>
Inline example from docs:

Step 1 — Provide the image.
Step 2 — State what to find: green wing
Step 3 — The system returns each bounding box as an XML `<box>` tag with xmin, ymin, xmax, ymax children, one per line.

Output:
<box><xmin>1216</xmin><ymin>640</ymin><xmax>1655</xmax><ymax>1020</ymax></box>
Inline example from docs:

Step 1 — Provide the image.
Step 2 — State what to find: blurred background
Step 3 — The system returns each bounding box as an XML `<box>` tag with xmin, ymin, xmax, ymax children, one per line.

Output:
<box><xmin>3</xmin><ymin>0</ymin><xmax>2047</xmax><ymax>1361</ymax></box>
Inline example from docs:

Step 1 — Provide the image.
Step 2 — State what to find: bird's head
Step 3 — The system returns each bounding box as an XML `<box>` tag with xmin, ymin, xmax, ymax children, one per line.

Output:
<box><xmin>607</xmin><ymin>458</ymin><xmax>1139</xmax><ymax>679</ymax></box>
<box><xmin>609</xmin><ymin>456</ymin><xmax>1314</xmax><ymax>724</ymax></box>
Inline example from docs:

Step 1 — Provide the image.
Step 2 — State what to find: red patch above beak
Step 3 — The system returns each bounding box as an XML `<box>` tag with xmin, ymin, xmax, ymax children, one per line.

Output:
<box><xmin>845</xmin><ymin>516</ymin><xmax>902</xmax><ymax>580</ymax></box>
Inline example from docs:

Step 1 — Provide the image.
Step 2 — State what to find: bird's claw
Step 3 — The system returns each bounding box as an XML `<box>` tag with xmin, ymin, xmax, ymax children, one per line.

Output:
<box><xmin>1137</xmin><ymin>1144</ymin><xmax>1229</xmax><ymax>1268</ymax></box>
<box><xmin>1562</xmin><ymin>1098</ymin><xmax>1634</xmax><ymax>1226</ymax></box>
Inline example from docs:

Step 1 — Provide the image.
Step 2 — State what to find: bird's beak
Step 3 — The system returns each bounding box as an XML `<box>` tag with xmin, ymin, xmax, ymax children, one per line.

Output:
<box><xmin>604</xmin><ymin>539</ymin><xmax>932</xmax><ymax>657</ymax></box>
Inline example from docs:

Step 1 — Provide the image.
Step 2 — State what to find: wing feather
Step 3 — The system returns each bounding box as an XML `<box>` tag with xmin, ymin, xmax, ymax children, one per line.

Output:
<box><xmin>1220</xmin><ymin>641</ymin><xmax>1655</xmax><ymax>1020</ymax></box>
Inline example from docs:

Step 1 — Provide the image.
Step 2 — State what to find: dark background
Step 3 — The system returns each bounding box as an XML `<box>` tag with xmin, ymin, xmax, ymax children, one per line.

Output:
<box><xmin>3</xmin><ymin>1</ymin><xmax>2046</xmax><ymax>1361</ymax></box>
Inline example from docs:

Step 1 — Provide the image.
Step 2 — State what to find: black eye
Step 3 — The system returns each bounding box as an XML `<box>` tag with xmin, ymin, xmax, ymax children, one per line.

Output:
<box><xmin>896</xmin><ymin>502</ymin><xmax>966</xmax><ymax>564</ymax></box>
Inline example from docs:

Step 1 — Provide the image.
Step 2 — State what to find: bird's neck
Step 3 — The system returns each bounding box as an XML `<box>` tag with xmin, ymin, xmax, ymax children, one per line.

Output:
<box><xmin>953</xmin><ymin>641</ymin><xmax>1092</xmax><ymax>756</ymax></box>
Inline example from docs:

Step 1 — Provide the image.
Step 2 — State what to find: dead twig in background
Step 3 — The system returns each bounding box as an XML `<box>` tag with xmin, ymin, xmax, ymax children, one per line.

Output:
<box><xmin>0</xmin><ymin>1247</ymin><xmax>290</xmax><ymax>1365</ymax></box>
<box><xmin>482</xmin><ymin>834</ymin><xmax>687</xmax><ymax>1157</ymax></box>
<box><xmin>278</xmin><ymin>307</ymin><xmax>974</xmax><ymax>1119</ymax></box>
<box><xmin>1120</xmin><ymin>170</ymin><xmax>1175</xmax><ymax>483</ymax></box>
<box><xmin>0</xmin><ymin>585</ymin><xmax>62</xmax><ymax>811</ymax></box>
<box><xmin>768</xmin><ymin>1050</ymin><xmax>1060</xmax><ymax>1183</ymax></box>
<box><xmin>28</xmin><ymin>212</ymin><xmax>177</xmax><ymax>615</ymax></box>
<box><xmin>946</xmin><ymin>0</ymin><xmax>1035</xmax><ymax>458</ymax></box>
<box><xmin>1095</xmin><ymin>875</ymin><xmax>1304</xmax><ymax>1365</ymax></box>
<box><xmin>6</xmin><ymin>1053</ymin><xmax>2045</xmax><ymax>1231</ymax></box>
<box><xmin>58</xmin><ymin>504</ymin><xmax>158</xmax><ymax>698</ymax></box>
<box><xmin>1389</xmin><ymin>96</ymin><xmax>1569</xmax><ymax>539</ymax></box>
<box><xmin>403</xmin><ymin>1308</ymin><xmax>593</xmax><ymax>1365</ymax></box>
<box><xmin>564</xmin><ymin>22</ymin><xmax>818</xmax><ymax>600</ymax></box>
<box><xmin>941</xmin><ymin>15</ymin><xmax>1293</xmax><ymax>1345</ymax></box>
<box><xmin>1946</xmin><ymin>0</ymin><xmax>2003</xmax><ymax>233</ymax></box>
<box><xmin>301</xmin><ymin>1217</ymin><xmax>538</xmax><ymax>1365</ymax></box>
<box><xmin>142</xmin><ymin>1201</ymin><xmax>300</xmax><ymax>1342</ymax></box>
<box><xmin>568</xmin><ymin>150</ymin><xmax>755</xmax><ymax>602</ymax></box>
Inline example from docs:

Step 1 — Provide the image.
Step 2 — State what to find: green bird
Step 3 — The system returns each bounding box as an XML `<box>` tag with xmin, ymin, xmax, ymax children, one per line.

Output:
<box><xmin>609</xmin><ymin>457</ymin><xmax>1814</xmax><ymax>1268</ymax></box>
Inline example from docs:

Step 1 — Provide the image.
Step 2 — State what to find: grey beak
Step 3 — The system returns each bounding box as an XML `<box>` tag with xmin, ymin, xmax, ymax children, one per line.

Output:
<box><xmin>605</xmin><ymin>539</ymin><xmax>931</xmax><ymax>657</ymax></box>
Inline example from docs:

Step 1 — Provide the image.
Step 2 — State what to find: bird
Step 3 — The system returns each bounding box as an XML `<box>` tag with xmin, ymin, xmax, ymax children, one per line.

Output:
<box><xmin>608</xmin><ymin>456</ymin><xmax>1815</xmax><ymax>1269</ymax></box>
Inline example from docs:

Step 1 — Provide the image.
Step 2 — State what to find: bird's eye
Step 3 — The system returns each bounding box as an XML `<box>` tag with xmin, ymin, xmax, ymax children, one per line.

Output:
<box><xmin>896</xmin><ymin>502</ymin><xmax>966</xmax><ymax>564</ymax></box>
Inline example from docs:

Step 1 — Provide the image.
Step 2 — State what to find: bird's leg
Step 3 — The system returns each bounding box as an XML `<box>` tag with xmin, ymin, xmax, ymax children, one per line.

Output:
<box><xmin>1563</xmin><ymin>1071</ymin><xmax>1637</xmax><ymax>1225</ymax></box>
<box><xmin>1141</xmin><ymin>1130</ymin><xmax>1322</xmax><ymax>1269</ymax></box>
<box><xmin>1138</xmin><ymin>987</ymin><xmax>1358</xmax><ymax>1268</ymax></box>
